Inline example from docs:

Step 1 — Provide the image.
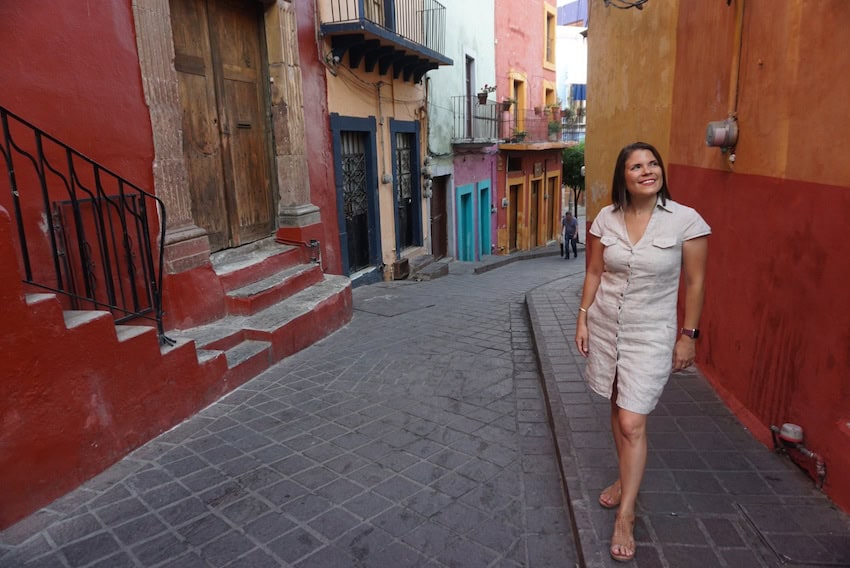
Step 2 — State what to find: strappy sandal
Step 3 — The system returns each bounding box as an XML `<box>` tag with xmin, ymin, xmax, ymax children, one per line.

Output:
<box><xmin>598</xmin><ymin>480</ymin><xmax>621</xmax><ymax>509</ymax></box>
<box><xmin>610</xmin><ymin>513</ymin><xmax>636</xmax><ymax>562</ymax></box>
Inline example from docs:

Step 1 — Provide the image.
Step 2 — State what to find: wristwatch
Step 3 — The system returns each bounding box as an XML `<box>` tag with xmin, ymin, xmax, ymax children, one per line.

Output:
<box><xmin>680</xmin><ymin>328</ymin><xmax>700</xmax><ymax>339</ymax></box>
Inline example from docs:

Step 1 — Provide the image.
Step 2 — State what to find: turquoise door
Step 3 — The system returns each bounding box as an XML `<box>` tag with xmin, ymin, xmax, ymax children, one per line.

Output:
<box><xmin>457</xmin><ymin>184</ymin><xmax>474</xmax><ymax>261</ymax></box>
<box><xmin>478</xmin><ymin>182</ymin><xmax>491</xmax><ymax>256</ymax></box>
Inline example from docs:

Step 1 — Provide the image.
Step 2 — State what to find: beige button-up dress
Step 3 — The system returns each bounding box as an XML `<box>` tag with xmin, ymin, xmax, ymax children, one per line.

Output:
<box><xmin>585</xmin><ymin>199</ymin><xmax>711</xmax><ymax>414</ymax></box>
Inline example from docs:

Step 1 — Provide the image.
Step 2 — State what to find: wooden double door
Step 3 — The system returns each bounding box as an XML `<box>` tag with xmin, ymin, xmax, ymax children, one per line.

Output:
<box><xmin>171</xmin><ymin>0</ymin><xmax>275</xmax><ymax>251</ymax></box>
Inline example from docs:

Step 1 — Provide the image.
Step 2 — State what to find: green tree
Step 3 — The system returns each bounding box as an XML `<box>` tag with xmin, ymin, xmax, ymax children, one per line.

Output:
<box><xmin>562</xmin><ymin>142</ymin><xmax>585</xmax><ymax>215</ymax></box>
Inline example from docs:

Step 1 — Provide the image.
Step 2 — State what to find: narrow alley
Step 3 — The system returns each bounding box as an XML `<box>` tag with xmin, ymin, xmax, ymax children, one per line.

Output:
<box><xmin>2</xmin><ymin>253</ymin><xmax>849</xmax><ymax>568</ymax></box>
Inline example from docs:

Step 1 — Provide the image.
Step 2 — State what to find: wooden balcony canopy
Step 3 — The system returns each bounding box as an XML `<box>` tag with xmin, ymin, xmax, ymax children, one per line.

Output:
<box><xmin>320</xmin><ymin>0</ymin><xmax>453</xmax><ymax>83</ymax></box>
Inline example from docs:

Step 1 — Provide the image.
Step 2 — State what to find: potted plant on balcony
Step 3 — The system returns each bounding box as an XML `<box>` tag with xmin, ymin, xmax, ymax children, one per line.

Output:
<box><xmin>501</xmin><ymin>97</ymin><xmax>516</xmax><ymax>112</ymax></box>
<box><xmin>511</xmin><ymin>128</ymin><xmax>527</xmax><ymax>142</ymax></box>
<box><xmin>477</xmin><ymin>84</ymin><xmax>496</xmax><ymax>105</ymax></box>
<box><xmin>548</xmin><ymin>120</ymin><xmax>561</xmax><ymax>141</ymax></box>
<box><xmin>548</xmin><ymin>102</ymin><xmax>562</xmax><ymax>121</ymax></box>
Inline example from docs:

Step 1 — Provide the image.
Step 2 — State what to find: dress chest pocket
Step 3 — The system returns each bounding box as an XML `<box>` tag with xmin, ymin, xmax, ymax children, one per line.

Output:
<box><xmin>600</xmin><ymin>234</ymin><xmax>631</xmax><ymax>271</ymax></box>
<box><xmin>650</xmin><ymin>236</ymin><xmax>681</xmax><ymax>271</ymax></box>
<box><xmin>651</xmin><ymin>237</ymin><xmax>678</xmax><ymax>249</ymax></box>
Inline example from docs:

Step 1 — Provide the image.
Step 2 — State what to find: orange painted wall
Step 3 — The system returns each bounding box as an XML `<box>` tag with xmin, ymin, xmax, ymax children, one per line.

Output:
<box><xmin>670</xmin><ymin>0</ymin><xmax>850</xmax><ymax>187</ymax></box>
<box><xmin>584</xmin><ymin>2</ymin><xmax>679</xmax><ymax>226</ymax></box>
<box><xmin>496</xmin><ymin>151</ymin><xmax>562</xmax><ymax>251</ymax></box>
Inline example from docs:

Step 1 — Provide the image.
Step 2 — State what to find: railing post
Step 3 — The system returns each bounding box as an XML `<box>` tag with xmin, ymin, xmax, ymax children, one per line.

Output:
<box><xmin>0</xmin><ymin>111</ymin><xmax>33</xmax><ymax>281</ymax></box>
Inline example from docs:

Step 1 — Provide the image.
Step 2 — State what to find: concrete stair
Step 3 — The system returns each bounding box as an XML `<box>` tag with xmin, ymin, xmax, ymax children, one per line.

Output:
<box><xmin>4</xmin><ymin>236</ymin><xmax>351</xmax><ymax>530</ymax></box>
<box><xmin>409</xmin><ymin>254</ymin><xmax>451</xmax><ymax>281</ymax></box>
<box><xmin>168</xmin><ymin>241</ymin><xmax>352</xmax><ymax>387</ymax></box>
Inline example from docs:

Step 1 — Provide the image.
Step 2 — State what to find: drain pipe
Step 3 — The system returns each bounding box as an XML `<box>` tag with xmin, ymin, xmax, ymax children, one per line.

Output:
<box><xmin>276</xmin><ymin>237</ymin><xmax>322</xmax><ymax>266</ymax></box>
<box><xmin>770</xmin><ymin>423</ymin><xmax>827</xmax><ymax>489</ymax></box>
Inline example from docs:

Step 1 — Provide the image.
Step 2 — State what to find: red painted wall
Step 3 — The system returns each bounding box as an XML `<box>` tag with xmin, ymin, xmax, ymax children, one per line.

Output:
<box><xmin>0</xmin><ymin>1</ymin><xmax>153</xmax><ymax>189</ymax></box>
<box><xmin>296</xmin><ymin>1</ymin><xmax>342</xmax><ymax>275</ymax></box>
<box><xmin>495</xmin><ymin>0</ymin><xmax>555</xmax><ymax>104</ymax></box>
<box><xmin>673</xmin><ymin>165</ymin><xmax>850</xmax><ymax>510</ymax></box>
<box><xmin>0</xmin><ymin>1</ymin><xmax>350</xmax><ymax>529</ymax></box>
<box><xmin>0</xmin><ymin>204</ymin><xmax>230</xmax><ymax>528</ymax></box>
<box><xmin>0</xmin><ymin>1</ymin><xmax>156</xmax><ymax>312</ymax></box>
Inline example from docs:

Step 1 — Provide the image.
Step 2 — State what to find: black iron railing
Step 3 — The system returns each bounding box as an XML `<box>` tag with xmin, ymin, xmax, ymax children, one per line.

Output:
<box><xmin>0</xmin><ymin>105</ymin><xmax>170</xmax><ymax>343</ymax></box>
<box><xmin>452</xmin><ymin>98</ymin><xmax>572</xmax><ymax>144</ymax></box>
<box><xmin>501</xmin><ymin>106</ymin><xmax>567</xmax><ymax>144</ymax></box>
<box><xmin>326</xmin><ymin>0</ymin><xmax>447</xmax><ymax>55</ymax></box>
<box><xmin>451</xmin><ymin>96</ymin><xmax>501</xmax><ymax>142</ymax></box>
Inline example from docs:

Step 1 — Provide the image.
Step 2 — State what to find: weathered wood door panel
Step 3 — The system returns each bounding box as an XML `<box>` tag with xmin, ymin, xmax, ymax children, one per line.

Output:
<box><xmin>530</xmin><ymin>179</ymin><xmax>539</xmax><ymax>248</ymax></box>
<box><xmin>430</xmin><ymin>176</ymin><xmax>447</xmax><ymax>260</ymax></box>
<box><xmin>171</xmin><ymin>0</ymin><xmax>229</xmax><ymax>250</ymax></box>
<box><xmin>171</xmin><ymin>0</ymin><xmax>274</xmax><ymax>251</ymax></box>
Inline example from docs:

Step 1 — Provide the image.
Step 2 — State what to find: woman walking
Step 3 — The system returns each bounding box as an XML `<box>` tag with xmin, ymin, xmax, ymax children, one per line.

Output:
<box><xmin>574</xmin><ymin>142</ymin><xmax>710</xmax><ymax>562</ymax></box>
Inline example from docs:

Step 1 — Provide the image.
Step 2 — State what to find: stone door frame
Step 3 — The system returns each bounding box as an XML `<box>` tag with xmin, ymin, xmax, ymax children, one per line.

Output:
<box><xmin>132</xmin><ymin>0</ymin><xmax>319</xmax><ymax>273</ymax></box>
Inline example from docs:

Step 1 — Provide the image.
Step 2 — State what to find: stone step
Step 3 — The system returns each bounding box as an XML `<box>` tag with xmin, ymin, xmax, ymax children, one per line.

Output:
<box><xmin>211</xmin><ymin>238</ymin><xmax>304</xmax><ymax>292</ymax></box>
<box><xmin>115</xmin><ymin>324</ymin><xmax>157</xmax><ymax>343</ymax></box>
<box><xmin>63</xmin><ymin>310</ymin><xmax>110</xmax><ymax>329</ymax></box>
<box><xmin>171</xmin><ymin>274</ymin><xmax>351</xmax><ymax>368</ymax></box>
<box><xmin>25</xmin><ymin>293</ymin><xmax>64</xmax><ymax>322</ymax></box>
<box><xmin>412</xmin><ymin>259</ymin><xmax>450</xmax><ymax>281</ymax></box>
<box><xmin>225</xmin><ymin>263</ymin><xmax>324</xmax><ymax>316</ymax></box>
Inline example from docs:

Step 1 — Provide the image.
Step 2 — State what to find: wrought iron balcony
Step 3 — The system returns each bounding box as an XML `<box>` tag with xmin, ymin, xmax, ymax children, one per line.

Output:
<box><xmin>452</xmin><ymin>99</ymin><xmax>572</xmax><ymax>147</ymax></box>
<box><xmin>320</xmin><ymin>0</ymin><xmax>452</xmax><ymax>83</ymax></box>
<box><xmin>451</xmin><ymin>96</ymin><xmax>501</xmax><ymax>145</ymax></box>
<box><xmin>499</xmin><ymin>106</ymin><xmax>572</xmax><ymax>148</ymax></box>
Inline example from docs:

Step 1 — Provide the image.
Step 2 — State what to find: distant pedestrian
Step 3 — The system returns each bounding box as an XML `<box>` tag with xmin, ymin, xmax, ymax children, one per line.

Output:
<box><xmin>574</xmin><ymin>142</ymin><xmax>710</xmax><ymax>562</ymax></box>
<box><xmin>561</xmin><ymin>211</ymin><xmax>578</xmax><ymax>259</ymax></box>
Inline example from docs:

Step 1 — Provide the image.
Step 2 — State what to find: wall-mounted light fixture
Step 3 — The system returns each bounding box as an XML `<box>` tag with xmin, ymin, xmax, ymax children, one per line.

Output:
<box><xmin>706</xmin><ymin>117</ymin><xmax>738</xmax><ymax>167</ymax></box>
<box><xmin>706</xmin><ymin>117</ymin><xmax>738</xmax><ymax>149</ymax></box>
<box><xmin>706</xmin><ymin>117</ymin><xmax>738</xmax><ymax>165</ymax></box>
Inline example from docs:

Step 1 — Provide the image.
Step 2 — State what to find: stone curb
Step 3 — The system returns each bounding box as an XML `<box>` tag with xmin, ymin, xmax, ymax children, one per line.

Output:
<box><xmin>526</xmin><ymin>292</ymin><xmax>592</xmax><ymax>568</ymax></box>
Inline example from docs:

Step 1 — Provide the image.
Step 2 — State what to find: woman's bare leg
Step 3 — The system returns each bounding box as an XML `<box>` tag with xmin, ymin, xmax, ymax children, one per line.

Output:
<box><xmin>610</xmin><ymin>407</ymin><xmax>647</xmax><ymax>560</ymax></box>
<box><xmin>600</xmin><ymin>389</ymin><xmax>624</xmax><ymax>508</ymax></box>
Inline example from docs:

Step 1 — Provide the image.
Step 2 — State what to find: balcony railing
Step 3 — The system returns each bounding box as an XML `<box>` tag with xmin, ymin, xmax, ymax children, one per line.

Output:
<box><xmin>451</xmin><ymin>97</ymin><xmax>501</xmax><ymax>142</ymax></box>
<box><xmin>562</xmin><ymin>123</ymin><xmax>587</xmax><ymax>142</ymax></box>
<box><xmin>452</xmin><ymin>98</ymin><xmax>573</xmax><ymax>145</ymax></box>
<box><xmin>501</xmin><ymin>107</ymin><xmax>570</xmax><ymax>144</ymax></box>
<box><xmin>324</xmin><ymin>0</ymin><xmax>448</xmax><ymax>57</ymax></box>
<box><xmin>0</xmin><ymin>105</ymin><xmax>170</xmax><ymax>343</ymax></box>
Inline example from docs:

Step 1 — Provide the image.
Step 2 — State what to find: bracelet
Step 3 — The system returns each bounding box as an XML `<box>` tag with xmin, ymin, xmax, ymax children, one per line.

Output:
<box><xmin>578</xmin><ymin>307</ymin><xmax>588</xmax><ymax>314</ymax></box>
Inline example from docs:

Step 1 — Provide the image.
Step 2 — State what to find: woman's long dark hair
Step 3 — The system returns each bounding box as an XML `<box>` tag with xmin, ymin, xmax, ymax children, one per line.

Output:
<box><xmin>610</xmin><ymin>142</ymin><xmax>671</xmax><ymax>211</ymax></box>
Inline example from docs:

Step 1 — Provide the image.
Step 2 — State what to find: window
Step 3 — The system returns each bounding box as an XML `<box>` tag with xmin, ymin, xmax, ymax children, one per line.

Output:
<box><xmin>545</xmin><ymin>87</ymin><xmax>556</xmax><ymax>107</ymax></box>
<box><xmin>544</xmin><ymin>6</ymin><xmax>556</xmax><ymax>68</ymax></box>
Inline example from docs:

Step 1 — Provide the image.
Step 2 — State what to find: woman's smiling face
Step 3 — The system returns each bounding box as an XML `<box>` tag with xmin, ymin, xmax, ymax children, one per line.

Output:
<box><xmin>624</xmin><ymin>149</ymin><xmax>663</xmax><ymax>199</ymax></box>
